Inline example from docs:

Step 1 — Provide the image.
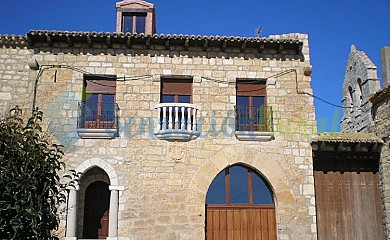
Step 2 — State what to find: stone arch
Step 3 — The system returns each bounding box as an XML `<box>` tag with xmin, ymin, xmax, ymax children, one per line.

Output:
<box><xmin>75</xmin><ymin>158</ymin><xmax>119</xmax><ymax>186</ymax></box>
<box><xmin>187</xmin><ymin>145</ymin><xmax>292</xmax><ymax>208</ymax></box>
<box><xmin>206</xmin><ymin>163</ymin><xmax>275</xmax><ymax>205</ymax></box>
<box><xmin>73</xmin><ymin>159</ymin><xmax>119</xmax><ymax>238</ymax></box>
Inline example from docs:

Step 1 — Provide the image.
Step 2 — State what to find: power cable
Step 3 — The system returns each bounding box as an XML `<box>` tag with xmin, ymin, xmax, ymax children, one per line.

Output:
<box><xmin>32</xmin><ymin>64</ymin><xmax>353</xmax><ymax>113</ymax></box>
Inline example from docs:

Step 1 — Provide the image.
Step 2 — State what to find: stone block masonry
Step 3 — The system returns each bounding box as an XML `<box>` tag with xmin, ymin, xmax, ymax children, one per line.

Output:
<box><xmin>372</xmin><ymin>86</ymin><xmax>390</xmax><ymax>238</ymax></box>
<box><xmin>0</xmin><ymin>33</ymin><xmax>317</xmax><ymax>240</ymax></box>
<box><xmin>0</xmin><ymin>44</ymin><xmax>34</xmax><ymax>116</ymax></box>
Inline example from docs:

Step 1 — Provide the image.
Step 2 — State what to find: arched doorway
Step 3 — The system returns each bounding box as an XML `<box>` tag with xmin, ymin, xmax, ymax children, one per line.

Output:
<box><xmin>206</xmin><ymin>164</ymin><xmax>276</xmax><ymax>240</ymax></box>
<box><xmin>77</xmin><ymin>167</ymin><xmax>111</xmax><ymax>239</ymax></box>
<box><xmin>83</xmin><ymin>181</ymin><xmax>110</xmax><ymax>239</ymax></box>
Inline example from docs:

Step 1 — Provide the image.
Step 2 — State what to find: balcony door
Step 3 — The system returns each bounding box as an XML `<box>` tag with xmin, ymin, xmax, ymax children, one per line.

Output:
<box><xmin>160</xmin><ymin>78</ymin><xmax>192</xmax><ymax>130</ymax></box>
<box><xmin>82</xmin><ymin>75</ymin><xmax>117</xmax><ymax>129</ymax></box>
<box><xmin>161</xmin><ymin>78</ymin><xmax>192</xmax><ymax>104</ymax></box>
<box><xmin>85</xmin><ymin>93</ymin><xmax>116</xmax><ymax>129</ymax></box>
<box><xmin>236</xmin><ymin>80</ymin><xmax>268</xmax><ymax>131</ymax></box>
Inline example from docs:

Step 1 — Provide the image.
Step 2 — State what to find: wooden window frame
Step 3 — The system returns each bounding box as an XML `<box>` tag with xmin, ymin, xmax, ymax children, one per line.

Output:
<box><xmin>236</xmin><ymin>79</ymin><xmax>268</xmax><ymax>131</ymax></box>
<box><xmin>160</xmin><ymin>77</ymin><xmax>193</xmax><ymax>103</ymax></box>
<box><xmin>218</xmin><ymin>166</ymin><xmax>274</xmax><ymax>206</ymax></box>
<box><xmin>83</xmin><ymin>75</ymin><xmax>117</xmax><ymax>129</ymax></box>
<box><xmin>122</xmin><ymin>13</ymin><xmax>147</xmax><ymax>33</ymax></box>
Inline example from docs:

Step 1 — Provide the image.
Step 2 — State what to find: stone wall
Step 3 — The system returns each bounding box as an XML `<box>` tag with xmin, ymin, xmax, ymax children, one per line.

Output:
<box><xmin>341</xmin><ymin>45</ymin><xmax>381</xmax><ymax>133</ymax></box>
<box><xmin>0</xmin><ymin>41</ymin><xmax>34</xmax><ymax>116</ymax></box>
<box><xmin>0</xmin><ymin>33</ymin><xmax>317</xmax><ymax>240</ymax></box>
<box><xmin>372</xmin><ymin>87</ymin><xmax>390</xmax><ymax>238</ymax></box>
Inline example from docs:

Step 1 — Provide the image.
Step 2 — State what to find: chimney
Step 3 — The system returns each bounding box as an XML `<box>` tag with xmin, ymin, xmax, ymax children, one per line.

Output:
<box><xmin>116</xmin><ymin>0</ymin><xmax>156</xmax><ymax>35</ymax></box>
<box><xmin>381</xmin><ymin>46</ymin><xmax>390</xmax><ymax>87</ymax></box>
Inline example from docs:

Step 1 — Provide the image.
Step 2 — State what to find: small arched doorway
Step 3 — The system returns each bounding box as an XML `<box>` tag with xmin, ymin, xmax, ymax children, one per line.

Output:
<box><xmin>83</xmin><ymin>181</ymin><xmax>110</xmax><ymax>239</ymax></box>
<box><xmin>78</xmin><ymin>167</ymin><xmax>111</xmax><ymax>239</ymax></box>
<box><xmin>206</xmin><ymin>164</ymin><xmax>276</xmax><ymax>239</ymax></box>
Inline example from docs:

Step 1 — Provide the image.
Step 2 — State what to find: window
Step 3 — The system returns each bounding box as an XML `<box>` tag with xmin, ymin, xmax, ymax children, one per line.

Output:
<box><xmin>160</xmin><ymin>78</ymin><xmax>192</xmax><ymax>129</ymax></box>
<box><xmin>236</xmin><ymin>79</ymin><xmax>270</xmax><ymax>132</ymax></box>
<box><xmin>348</xmin><ymin>85</ymin><xmax>354</xmax><ymax>112</ymax></box>
<box><xmin>356</xmin><ymin>78</ymin><xmax>362</xmax><ymax>106</ymax></box>
<box><xmin>206</xmin><ymin>165</ymin><xmax>274</xmax><ymax>205</ymax></box>
<box><xmin>82</xmin><ymin>75</ymin><xmax>117</xmax><ymax>129</ymax></box>
<box><xmin>161</xmin><ymin>78</ymin><xmax>192</xmax><ymax>104</ymax></box>
<box><xmin>77</xmin><ymin>75</ymin><xmax>118</xmax><ymax>138</ymax></box>
<box><xmin>122</xmin><ymin>13</ymin><xmax>146</xmax><ymax>33</ymax></box>
<box><xmin>154</xmin><ymin>77</ymin><xmax>200</xmax><ymax>141</ymax></box>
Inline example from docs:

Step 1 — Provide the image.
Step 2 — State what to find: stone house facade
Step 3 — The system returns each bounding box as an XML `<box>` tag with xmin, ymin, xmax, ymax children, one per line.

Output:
<box><xmin>0</xmin><ymin>0</ymin><xmax>318</xmax><ymax>239</ymax></box>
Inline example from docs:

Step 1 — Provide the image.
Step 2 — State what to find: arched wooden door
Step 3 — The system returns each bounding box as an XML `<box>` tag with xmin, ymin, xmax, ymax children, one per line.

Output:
<box><xmin>206</xmin><ymin>165</ymin><xmax>276</xmax><ymax>240</ymax></box>
<box><xmin>83</xmin><ymin>181</ymin><xmax>110</xmax><ymax>239</ymax></box>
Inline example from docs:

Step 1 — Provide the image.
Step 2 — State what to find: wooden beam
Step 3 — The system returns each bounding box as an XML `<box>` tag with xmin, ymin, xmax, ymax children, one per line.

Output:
<box><xmin>184</xmin><ymin>39</ymin><xmax>189</xmax><ymax>50</ymax></box>
<box><xmin>203</xmin><ymin>39</ymin><xmax>208</xmax><ymax>51</ymax></box>
<box><xmin>66</xmin><ymin>35</ymin><xmax>73</xmax><ymax>47</ymax></box>
<box><xmin>46</xmin><ymin>34</ymin><xmax>53</xmax><ymax>47</ymax></box>
<box><xmin>221</xmin><ymin>40</ymin><xmax>227</xmax><ymax>52</ymax></box>
<box><xmin>86</xmin><ymin>35</ymin><xmax>92</xmax><ymax>48</ymax></box>
<box><xmin>145</xmin><ymin>37</ymin><xmax>151</xmax><ymax>49</ymax></box>
<box><xmin>278</xmin><ymin>43</ymin><xmax>284</xmax><ymax>53</ymax></box>
<box><xmin>258</xmin><ymin>42</ymin><xmax>265</xmax><ymax>53</ymax></box>
<box><xmin>106</xmin><ymin>35</ymin><xmax>112</xmax><ymax>48</ymax></box>
<box><xmin>165</xmin><ymin>40</ymin><xmax>170</xmax><ymax>50</ymax></box>
<box><xmin>297</xmin><ymin>42</ymin><xmax>303</xmax><ymax>54</ymax></box>
<box><xmin>26</xmin><ymin>36</ymin><xmax>33</xmax><ymax>47</ymax></box>
<box><xmin>240</xmin><ymin>41</ymin><xmax>247</xmax><ymax>52</ymax></box>
<box><xmin>320</xmin><ymin>141</ymin><xmax>326</xmax><ymax>151</ymax></box>
<box><xmin>126</xmin><ymin>36</ymin><xmax>131</xmax><ymax>48</ymax></box>
<box><xmin>311</xmin><ymin>143</ymin><xmax>319</xmax><ymax>151</ymax></box>
<box><xmin>334</xmin><ymin>142</ymin><xmax>341</xmax><ymax>151</ymax></box>
<box><xmin>367</xmin><ymin>142</ymin><xmax>376</xmax><ymax>152</ymax></box>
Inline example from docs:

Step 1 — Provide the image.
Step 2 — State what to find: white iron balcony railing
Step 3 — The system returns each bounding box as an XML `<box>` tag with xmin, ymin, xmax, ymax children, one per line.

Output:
<box><xmin>154</xmin><ymin>103</ymin><xmax>200</xmax><ymax>141</ymax></box>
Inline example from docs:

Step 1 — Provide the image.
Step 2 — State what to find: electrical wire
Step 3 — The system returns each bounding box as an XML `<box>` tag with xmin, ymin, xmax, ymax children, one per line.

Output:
<box><xmin>271</xmin><ymin>68</ymin><xmax>353</xmax><ymax>109</ymax></box>
<box><xmin>32</xmin><ymin>64</ymin><xmax>352</xmax><ymax>112</ymax></box>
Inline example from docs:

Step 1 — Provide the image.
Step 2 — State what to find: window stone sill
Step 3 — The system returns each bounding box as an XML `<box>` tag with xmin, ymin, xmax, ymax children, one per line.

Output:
<box><xmin>235</xmin><ymin>131</ymin><xmax>274</xmax><ymax>141</ymax></box>
<box><xmin>77</xmin><ymin>128</ymin><xmax>117</xmax><ymax>139</ymax></box>
<box><xmin>155</xmin><ymin>129</ymin><xmax>200</xmax><ymax>142</ymax></box>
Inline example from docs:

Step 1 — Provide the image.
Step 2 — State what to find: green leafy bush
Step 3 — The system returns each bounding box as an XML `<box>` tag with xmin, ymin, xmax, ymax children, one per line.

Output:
<box><xmin>0</xmin><ymin>107</ymin><xmax>78</xmax><ymax>239</ymax></box>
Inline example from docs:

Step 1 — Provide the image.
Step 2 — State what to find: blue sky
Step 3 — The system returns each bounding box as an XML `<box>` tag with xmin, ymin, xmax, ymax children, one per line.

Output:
<box><xmin>1</xmin><ymin>0</ymin><xmax>389</xmax><ymax>132</ymax></box>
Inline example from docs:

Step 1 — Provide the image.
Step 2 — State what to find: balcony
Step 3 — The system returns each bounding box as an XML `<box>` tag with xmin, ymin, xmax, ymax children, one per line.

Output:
<box><xmin>154</xmin><ymin>103</ymin><xmax>200</xmax><ymax>141</ymax></box>
<box><xmin>234</xmin><ymin>105</ymin><xmax>274</xmax><ymax>141</ymax></box>
<box><xmin>76</xmin><ymin>102</ymin><xmax>119</xmax><ymax>139</ymax></box>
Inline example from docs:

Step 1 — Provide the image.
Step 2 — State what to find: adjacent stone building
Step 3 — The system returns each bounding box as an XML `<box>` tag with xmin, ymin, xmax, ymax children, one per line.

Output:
<box><xmin>371</xmin><ymin>46</ymin><xmax>390</xmax><ymax>238</ymax></box>
<box><xmin>340</xmin><ymin>45</ymin><xmax>381</xmax><ymax>133</ymax></box>
<box><xmin>0</xmin><ymin>0</ymin><xmax>318</xmax><ymax>239</ymax></box>
<box><xmin>339</xmin><ymin>45</ymin><xmax>390</xmax><ymax>239</ymax></box>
